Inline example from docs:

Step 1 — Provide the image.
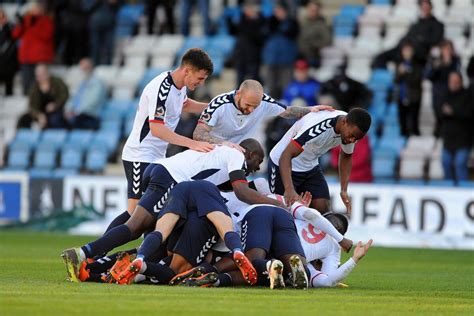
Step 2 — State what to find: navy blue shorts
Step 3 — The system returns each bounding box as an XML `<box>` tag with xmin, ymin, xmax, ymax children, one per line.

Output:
<box><xmin>241</xmin><ymin>206</ymin><xmax>305</xmax><ymax>258</ymax></box>
<box><xmin>122</xmin><ymin>160</ymin><xmax>151</xmax><ymax>199</ymax></box>
<box><xmin>157</xmin><ymin>180</ymin><xmax>230</xmax><ymax>220</ymax></box>
<box><xmin>268</xmin><ymin>159</ymin><xmax>330</xmax><ymax>200</ymax></box>
<box><xmin>138</xmin><ymin>164</ymin><xmax>177</xmax><ymax>218</ymax></box>
<box><xmin>167</xmin><ymin>212</ymin><xmax>219</xmax><ymax>266</ymax></box>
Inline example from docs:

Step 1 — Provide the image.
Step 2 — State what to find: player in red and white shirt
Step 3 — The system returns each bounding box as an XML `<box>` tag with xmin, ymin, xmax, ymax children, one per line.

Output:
<box><xmin>109</xmin><ymin>48</ymin><xmax>215</xmax><ymax>233</ymax></box>
<box><xmin>290</xmin><ymin>201</ymin><xmax>372</xmax><ymax>288</ymax></box>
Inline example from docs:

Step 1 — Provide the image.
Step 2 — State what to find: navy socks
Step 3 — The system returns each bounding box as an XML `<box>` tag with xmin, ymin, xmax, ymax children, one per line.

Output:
<box><xmin>137</xmin><ymin>231</ymin><xmax>163</xmax><ymax>260</ymax></box>
<box><xmin>104</xmin><ymin>211</ymin><xmax>131</xmax><ymax>233</ymax></box>
<box><xmin>224</xmin><ymin>231</ymin><xmax>242</xmax><ymax>253</ymax></box>
<box><xmin>82</xmin><ymin>225</ymin><xmax>132</xmax><ymax>258</ymax></box>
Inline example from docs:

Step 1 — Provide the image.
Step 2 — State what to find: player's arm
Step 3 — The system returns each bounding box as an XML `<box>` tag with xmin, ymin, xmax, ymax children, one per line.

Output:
<box><xmin>279</xmin><ymin>141</ymin><xmax>303</xmax><ymax>205</ymax></box>
<box><xmin>309</xmin><ymin>239</ymin><xmax>372</xmax><ymax>288</ymax></box>
<box><xmin>193</xmin><ymin>122</ymin><xmax>245</xmax><ymax>152</ymax></box>
<box><xmin>231</xmin><ymin>177</ymin><xmax>286</xmax><ymax>208</ymax></box>
<box><xmin>338</xmin><ymin>150</ymin><xmax>353</xmax><ymax>215</ymax></box>
<box><xmin>279</xmin><ymin>105</ymin><xmax>334</xmax><ymax>120</ymax></box>
<box><xmin>182</xmin><ymin>98</ymin><xmax>208</xmax><ymax>114</ymax></box>
<box><xmin>150</xmin><ymin>122</ymin><xmax>214</xmax><ymax>152</ymax></box>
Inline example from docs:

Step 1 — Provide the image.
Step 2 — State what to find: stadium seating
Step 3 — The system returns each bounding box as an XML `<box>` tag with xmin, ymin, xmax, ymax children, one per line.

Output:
<box><xmin>85</xmin><ymin>147</ymin><xmax>109</xmax><ymax>173</ymax></box>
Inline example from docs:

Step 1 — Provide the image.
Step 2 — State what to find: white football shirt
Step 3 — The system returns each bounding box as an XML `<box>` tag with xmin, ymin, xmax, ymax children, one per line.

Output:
<box><xmin>295</xmin><ymin>218</ymin><xmax>341</xmax><ymax>273</ymax></box>
<box><xmin>198</xmin><ymin>91</ymin><xmax>286</xmax><ymax>143</ymax></box>
<box><xmin>156</xmin><ymin>145</ymin><xmax>247</xmax><ymax>186</ymax></box>
<box><xmin>122</xmin><ymin>71</ymin><xmax>187</xmax><ymax>163</ymax></box>
<box><xmin>269</xmin><ymin>111</ymin><xmax>355</xmax><ymax>172</ymax></box>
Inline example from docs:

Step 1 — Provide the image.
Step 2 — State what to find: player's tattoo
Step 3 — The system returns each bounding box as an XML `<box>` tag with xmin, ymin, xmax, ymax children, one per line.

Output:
<box><xmin>279</xmin><ymin>106</ymin><xmax>311</xmax><ymax>119</ymax></box>
<box><xmin>193</xmin><ymin>124</ymin><xmax>226</xmax><ymax>144</ymax></box>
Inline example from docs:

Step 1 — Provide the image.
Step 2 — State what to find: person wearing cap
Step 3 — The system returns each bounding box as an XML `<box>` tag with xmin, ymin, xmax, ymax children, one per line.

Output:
<box><xmin>283</xmin><ymin>59</ymin><xmax>321</xmax><ymax>107</ymax></box>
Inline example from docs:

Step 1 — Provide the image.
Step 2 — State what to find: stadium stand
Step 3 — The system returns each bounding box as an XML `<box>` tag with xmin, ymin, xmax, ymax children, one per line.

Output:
<box><xmin>0</xmin><ymin>0</ymin><xmax>473</xmax><ymax>186</ymax></box>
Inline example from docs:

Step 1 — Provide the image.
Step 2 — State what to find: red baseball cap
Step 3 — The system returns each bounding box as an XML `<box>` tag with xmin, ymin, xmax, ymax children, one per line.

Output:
<box><xmin>294</xmin><ymin>59</ymin><xmax>309</xmax><ymax>70</ymax></box>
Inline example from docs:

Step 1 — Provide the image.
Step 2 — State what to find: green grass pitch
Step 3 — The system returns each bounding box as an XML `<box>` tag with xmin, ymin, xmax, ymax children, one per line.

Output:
<box><xmin>0</xmin><ymin>231</ymin><xmax>473</xmax><ymax>316</ymax></box>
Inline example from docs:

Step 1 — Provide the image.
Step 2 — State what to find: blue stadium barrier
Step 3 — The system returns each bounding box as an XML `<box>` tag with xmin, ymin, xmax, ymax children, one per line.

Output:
<box><xmin>29</xmin><ymin>168</ymin><xmax>54</xmax><ymax>179</ymax></box>
<box><xmin>334</xmin><ymin>26</ymin><xmax>355</xmax><ymax>37</ymax></box>
<box><xmin>373</xmin><ymin>178</ymin><xmax>397</xmax><ymax>184</ymax></box>
<box><xmin>7</xmin><ymin>147</ymin><xmax>31</xmax><ymax>169</ymax></box>
<box><xmin>398</xmin><ymin>179</ymin><xmax>426</xmax><ymax>186</ymax></box>
<box><xmin>53</xmin><ymin>168</ymin><xmax>79</xmax><ymax>178</ymax></box>
<box><xmin>85</xmin><ymin>148</ymin><xmax>109</xmax><ymax>172</ymax></box>
<box><xmin>33</xmin><ymin>145</ymin><xmax>57</xmax><ymax>169</ymax></box>
<box><xmin>428</xmin><ymin>180</ymin><xmax>456</xmax><ymax>187</ymax></box>
<box><xmin>207</xmin><ymin>35</ymin><xmax>236</xmax><ymax>57</ymax></box>
<box><xmin>377</xmin><ymin>136</ymin><xmax>405</xmax><ymax>155</ymax></box>
<box><xmin>60</xmin><ymin>147</ymin><xmax>83</xmax><ymax>170</ymax></box>
<box><xmin>458</xmin><ymin>181</ymin><xmax>474</xmax><ymax>188</ymax></box>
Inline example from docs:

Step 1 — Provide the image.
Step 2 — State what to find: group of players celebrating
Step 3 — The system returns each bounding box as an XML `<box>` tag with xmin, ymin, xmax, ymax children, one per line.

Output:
<box><xmin>61</xmin><ymin>48</ymin><xmax>373</xmax><ymax>289</ymax></box>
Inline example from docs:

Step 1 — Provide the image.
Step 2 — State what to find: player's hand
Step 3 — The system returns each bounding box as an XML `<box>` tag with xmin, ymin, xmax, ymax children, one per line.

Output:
<box><xmin>284</xmin><ymin>189</ymin><xmax>301</xmax><ymax>207</ymax></box>
<box><xmin>339</xmin><ymin>237</ymin><xmax>353</xmax><ymax>253</ymax></box>
<box><xmin>310</xmin><ymin>105</ymin><xmax>335</xmax><ymax>113</ymax></box>
<box><xmin>352</xmin><ymin>239</ymin><xmax>373</xmax><ymax>263</ymax></box>
<box><xmin>189</xmin><ymin>141</ymin><xmax>215</xmax><ymax>152</ymax></box>
<box><xmin>340</xmin><ymin>191</ymin><xmax>352</xmax><ymax>216</ymax></box>
<box><xmin>300</xmin><ymin>191</ymin><xmax>312</xmax><ymax>207</ymax></box>
<box><xmin>222</xmin><ymin>141</ymin><xmax>246</xmax><ymax>153</ymax></box>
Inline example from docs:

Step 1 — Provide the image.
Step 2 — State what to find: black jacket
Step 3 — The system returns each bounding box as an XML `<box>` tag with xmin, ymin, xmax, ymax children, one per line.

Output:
<box><xmin>440</xmin><ymin>88</ymin><xmax>474</xmax><ymax>151</ymax></box>
<box><xmin>0</xmin><ymin>22</ymin><xmax>18</xmax><ymax>77</ymax></box>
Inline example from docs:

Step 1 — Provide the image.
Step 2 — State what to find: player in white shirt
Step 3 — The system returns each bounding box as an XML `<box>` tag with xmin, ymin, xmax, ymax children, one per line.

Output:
<box><xmin>107</xmin><ymin>48</ymin><xmax>215</xmax><ymax>234</ymax></box>
<box><xmin>269</xmin><ymin>107</ymin><xmax>371</xmax><ymax>214</ymax></box>
<box><xmin>289</xmin><ymin>200</ymin><xmax>372</xmax><ymax>288</ymax></box>
<box><xmin>193</xmin><ymin>79</ymin><xmax>333</xmax><ymax>150</ymax></box>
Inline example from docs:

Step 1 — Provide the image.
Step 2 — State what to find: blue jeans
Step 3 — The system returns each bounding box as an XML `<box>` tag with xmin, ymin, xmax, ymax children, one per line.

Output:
<box><xmin>180</xmin><ymin>0</ymin><xmax>210</xmax><ymax>36</ymax></box>
<box><xmin>442</xmin><ymin>147</ymin><xmax>470</xmax><ymax>181</ymax></box>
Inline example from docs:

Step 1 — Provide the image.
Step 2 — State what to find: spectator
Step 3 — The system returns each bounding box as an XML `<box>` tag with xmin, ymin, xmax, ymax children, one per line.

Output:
<box><xmin>440</xmin><ymin>72</ymin><xmax>474</xmax><ymax>182</ymax></box>
<box><xmin>89</xmin><ymin>0</ymin><xmax>120</xmax><ymax>65</ymax></box>
<box><xmin>297</xmin><ymin>0</ymin><xmax>331</xmax><ymax>68</ymax></box>
<box><xmin>0</xmin><ymin>8</ymin><xmax>18</xmax><ymax>96</ymax></box>
<box><xmin>425</xmin><ymin>39</ymin><xmax>461</xmax><ymax>137</ymax></box>
<box><xmin>393</xmin><ymin>41</ymin><xmax>423</xmax><ymax>136</ymax></box>
<box><xmin>180</xmin><ymin>0</ymin><xmax>210</xmax><ymax>36</ymax></box>
<box><xmin>467</xmin><ymin>55</ymin><xmax>474</xmax><ymax>95</ymax></box>
<box><xmin>282</xmin><ymin>59</ymin><xmax>321</xmax><ymax>106</ymax></box>
<box><xmin>261</xmin><ymin>2</ymin><xmax>299</xmax><ymax>99</ymax></box>
<box><xmin>12</xmin><ymin>2</ymin><xmax>55</xmax><ymax>94</ymax></box>
<box><xmin>146</xmin><ymin>0</ymin><xmax>175</xmax><ymax>34</ymax></box>
<box><xmin>64</xmin><ymin>58</ymin><xmax>106</xmax><ymax>130</ymax></box>
<box><xmin>330</xmin><ymin>135</ymin><xmax>373</xmax><ymax>183</ymax></box>
<box><xmin>320</xmin><ymin>65</ymin><xmax>372</xmax><ymax>112</ymax></box>
<box><xmin>372</xmin><ymin>0</ymin><xmax>444</xmax><ymax>68</ymax></box>
<box><xmin>55</xmin><ymin>0</ymin><xmax>90</xmax><ymax>66</ymax></box>
<box><xmin>17</xmin><ymin>64</ymin><xmax>69</xmax><ymax>129</ymax></box>
<box><xmin>232</xmin><ymin>2</ymin><xmax>265</xmax><ymax>86</ymax></box>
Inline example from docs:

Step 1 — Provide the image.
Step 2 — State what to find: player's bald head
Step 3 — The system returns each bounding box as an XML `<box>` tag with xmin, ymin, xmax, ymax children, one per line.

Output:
<box><xmin>236</xmin><ymin>80</ymin><xmax>264</xmax><ymax>114</ymax></box>
<box><xmin>239</xmin><ymin>80</ymin><xmax>264</xmax><ymax>98</ymax></box>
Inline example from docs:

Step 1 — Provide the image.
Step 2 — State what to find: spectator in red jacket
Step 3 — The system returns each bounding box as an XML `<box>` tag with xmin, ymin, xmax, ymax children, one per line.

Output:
<box><xmin>12</xmin><ymin>2</ymin><xmax>55</xmax><ymax>94</ymax></box>
<box><xmin>330</xmin><ymin>135</ymin><xmax>373</xmax><ymax>183</ymax></box>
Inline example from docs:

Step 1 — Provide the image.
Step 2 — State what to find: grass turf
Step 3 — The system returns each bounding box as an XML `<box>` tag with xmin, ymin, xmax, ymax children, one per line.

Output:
<box><xmin>0</xmin><ymin>231</ymin><xmax>472</xmax><ymax>316</ymax></box>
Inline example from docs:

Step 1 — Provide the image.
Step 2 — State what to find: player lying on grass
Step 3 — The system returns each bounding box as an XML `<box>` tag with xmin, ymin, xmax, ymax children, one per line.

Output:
<box><xmin>61</xmin><ymin>139</ymin><xmax>283</xmax><ymax>282</ymax></box>
<box><xmin>288</xmin><ymin>199</ymin><xmax>373</xmax><ymax>287</ymax></box>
